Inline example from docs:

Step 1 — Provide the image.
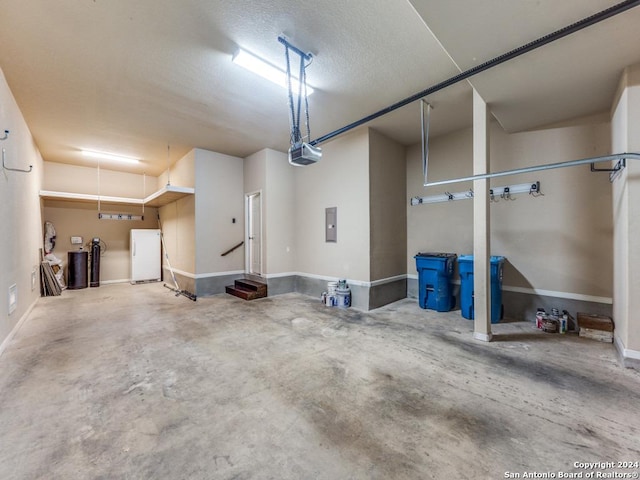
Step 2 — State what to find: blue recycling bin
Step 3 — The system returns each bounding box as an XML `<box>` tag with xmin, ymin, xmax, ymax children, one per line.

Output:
<box><xmin>414</xmin><ymin>252</ymin><xmax>457</xmax><ymax>312</ymax></box>
<box><xmin>458</xmin><ymin>255</ymin><xmax>505</xmax><ymax>323</ymax></box>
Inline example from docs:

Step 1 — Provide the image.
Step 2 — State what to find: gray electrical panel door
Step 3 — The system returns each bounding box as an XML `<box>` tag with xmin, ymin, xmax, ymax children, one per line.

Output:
<box><xmin>326</xmin><ymin>207</ymin><xmax>337</xmax><ymax>242</ymax></box>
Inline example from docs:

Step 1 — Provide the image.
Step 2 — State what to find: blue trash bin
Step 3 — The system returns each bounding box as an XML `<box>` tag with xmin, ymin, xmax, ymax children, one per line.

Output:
<box><xmin>414</xmin><ymin>252</ymin><xmax>457</xmax><ymax>312</ymax></box>
<box><xmin>458</xmin><ymin>255</ymin><xmax>505</xmax><ymax>323</ymax></box>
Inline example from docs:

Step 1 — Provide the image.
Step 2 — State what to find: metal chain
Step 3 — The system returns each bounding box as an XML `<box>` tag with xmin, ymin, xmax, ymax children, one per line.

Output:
<box><xmin>284</xmin><ymin>40</ymin><xmax>312</xmax><ymax>146</ymax></box>
<box><xmin>284</xmin><ymin>45</ymin><xmax>297</xmax><ymax>146</ymax></box>
<box><xmin>303</xmin><ymin>62</ymin><xmax>310</xmax><ymax>141</ymax></box>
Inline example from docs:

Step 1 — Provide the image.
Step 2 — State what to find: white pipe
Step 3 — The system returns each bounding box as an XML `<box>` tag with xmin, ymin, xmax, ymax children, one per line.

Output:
<box><xmin>424</xmin><ymin>153</ymin><xmax>639</xmax><ymax>187</ymax></box>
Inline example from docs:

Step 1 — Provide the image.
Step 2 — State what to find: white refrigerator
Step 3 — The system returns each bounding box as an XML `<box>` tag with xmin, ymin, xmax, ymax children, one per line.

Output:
<box><xmin>130</xmin><ymin>229</ymin><xmax>161</xmax><ymax>283</ymax></box>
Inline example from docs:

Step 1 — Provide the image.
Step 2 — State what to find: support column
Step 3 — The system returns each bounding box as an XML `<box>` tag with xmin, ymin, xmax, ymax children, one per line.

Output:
<box><xmin>472</xmin><ymin>89</ymin><xmax>492</xmax><ymax>342</ymax></box>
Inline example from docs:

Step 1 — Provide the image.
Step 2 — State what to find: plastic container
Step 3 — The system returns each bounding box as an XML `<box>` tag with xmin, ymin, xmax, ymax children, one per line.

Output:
<box><xmin>458</xmin><ymin>255</ymin><xmax>505</xmax><ymax>323</ymax></box>
<box><xmin>67</xmin><ymin>250</ymin><xmax>88</xmax><ymax>289</ymax></box>
<box><xmin>414</xmin><ymin>252</ymin><xmax>457</xmax><ymax>312</ymax></box>
<box><xmin>336</xmin><ymin>287</ymin><xmax>351</xmax><ymax>308</ymax></box>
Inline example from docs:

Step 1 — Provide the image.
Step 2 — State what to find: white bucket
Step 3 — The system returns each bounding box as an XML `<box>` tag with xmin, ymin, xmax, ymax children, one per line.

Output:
<box><xmin>336</xmin><ymin>287</ymin><xmax>351</xmax><ymax>308</ymax></box>
<box><xmin>327</xmin><ymin>281</ymin><xmax>338</xmax><ymax>295</ymax></box>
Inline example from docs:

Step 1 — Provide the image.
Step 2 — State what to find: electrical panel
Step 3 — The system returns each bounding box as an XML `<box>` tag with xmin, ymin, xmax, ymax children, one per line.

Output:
<box><xmin>326</xmin><ymin>207</ymin><xmax>337</xmax><ymax>243</ymax></box>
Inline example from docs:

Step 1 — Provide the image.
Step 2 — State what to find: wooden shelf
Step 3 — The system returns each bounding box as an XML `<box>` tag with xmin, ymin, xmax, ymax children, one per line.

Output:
<box><xmin>40</xmin><ymin>185</ymin><xmax>195</xmax><ymax>208</ymax></box>
<box><xmin>143</xmin><ymin>185</ymin><xmax>194</xmax><ymax>207</ymax></box>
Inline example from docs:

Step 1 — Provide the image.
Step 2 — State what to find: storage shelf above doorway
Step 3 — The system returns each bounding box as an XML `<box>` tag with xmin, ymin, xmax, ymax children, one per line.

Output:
<box><xmin>39</xmin><ymin>184</ymin><xmax>195</xmax><ymax>208</ymax></box>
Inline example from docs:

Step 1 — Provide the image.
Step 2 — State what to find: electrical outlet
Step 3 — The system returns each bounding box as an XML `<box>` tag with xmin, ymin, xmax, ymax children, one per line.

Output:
<box><xmin>71</xmin><ymin>236</ymin><xmax>83</xmax><ymax>245</ymax></box>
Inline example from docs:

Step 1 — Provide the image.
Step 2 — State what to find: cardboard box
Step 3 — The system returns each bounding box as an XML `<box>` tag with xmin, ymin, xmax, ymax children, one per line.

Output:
<box><xmin>577</xmin><ymin>312</ymin><xmax>614</xmax><ymax>332</ymax></box>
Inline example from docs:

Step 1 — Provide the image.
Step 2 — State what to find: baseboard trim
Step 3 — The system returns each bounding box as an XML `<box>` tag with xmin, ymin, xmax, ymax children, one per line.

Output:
<box><xmin>0</xmin><ymin>298</ymin><xmax>38</xmax><ymax>358</ymax></box>
<box><xmin>102</xmin><ymin>279</ymin><xmax>131</xmax><ymax>285</ymax></box>
<box><xmin>273</xmin><ymin>272</ymin><xmax>405</xmax><ymax>288</ymax></box>
<box><xmin>473</xmin><ymin>332</ymin><xmax>493</xmax><ymax>342</ymax></box>
<box><xmin>164</xmin><ymin>266</ymin><xmax>245</xmax><ymax>280</ymax></box>
<box><xmin>408</xmin><ymin>275</ymin><xmax>611</xmax><ymax>304</ymax></box>
<box><xmin>614</xmin><ymin>334</ymin><xmax>640</xmax><ymax>361</ymax></box>
<box><xmin>502</xmin><ymin>286</ymin><xmax>612</xmax><ymax>305</ymax></box>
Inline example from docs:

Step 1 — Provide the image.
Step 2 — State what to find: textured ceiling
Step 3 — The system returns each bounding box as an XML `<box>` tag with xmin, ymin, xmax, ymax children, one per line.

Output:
<box><xmin>0</xmin><ymin>1</ymin><xmax>638</xmax><ymax>175</ymax></box>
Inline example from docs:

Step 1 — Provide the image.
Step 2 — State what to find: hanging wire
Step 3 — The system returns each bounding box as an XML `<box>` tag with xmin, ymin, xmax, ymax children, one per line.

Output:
<box><xmin>283</xmin><ymin>39</ymin><xmax>313</xmax><ymax>147</ymax></box>
<box><xmin>142</xmin><ymin>172</ymin><xmax>146</xmax><ymax>217</ymax></box>
<box><xmin>303</xmin><ymin>60</ymin><xmax>311</xmax><ymax>141</ymax></box>
<box><xmin>420</xmin><ymin>101</ymin><xmax>431</xmax><ymax>185</ymax></box>
<box><xmin>295</xmin><ymin>53</ymin><xmax>304</xmax><ymax>144</ymax></box>
<box><xmin>97</xmin><ymin>159</ymin><xmax>101</xmax><ymax>215</ymax></box>
<box><xmin>166</xmin><ymin>144</ymin><xmax>171</xmax><ymax>186</ymax></box>
<box><xmin>284</xmin><ymin>45</ymin><xmax>298</xmax><ymax>146</ymax></box>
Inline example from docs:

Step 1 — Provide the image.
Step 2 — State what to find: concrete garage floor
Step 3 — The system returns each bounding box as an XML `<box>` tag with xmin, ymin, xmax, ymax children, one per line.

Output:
<box><xmin>1</xmin><ymin>284</ymin><xmax>639</xmax><ymax>480</ymax></box>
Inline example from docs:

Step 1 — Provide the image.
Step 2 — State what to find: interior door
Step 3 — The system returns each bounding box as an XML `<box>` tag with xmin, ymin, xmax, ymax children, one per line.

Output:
<box><xmin>247</xmin><ymin>192</ymin><xmax>261</xmax><ymax>275</ymax></box>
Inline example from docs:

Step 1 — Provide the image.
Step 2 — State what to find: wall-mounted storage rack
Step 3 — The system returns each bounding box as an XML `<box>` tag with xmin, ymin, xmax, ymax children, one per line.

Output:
<box><xmin>411</xmin><ymin>181</ymin><xmax>541</xmax><ymax>206</ymax></box>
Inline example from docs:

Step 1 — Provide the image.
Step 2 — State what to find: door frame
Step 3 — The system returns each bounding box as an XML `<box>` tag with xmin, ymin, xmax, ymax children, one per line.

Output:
<box><xmin>245</xmin><ymin>190</ymin><xmax>263</xmax><ymax>276</ymax></box>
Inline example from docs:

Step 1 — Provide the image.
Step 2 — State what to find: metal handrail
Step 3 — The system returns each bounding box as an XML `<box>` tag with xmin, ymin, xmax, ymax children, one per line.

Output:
<box><xmin>221</xmin><ymin>241</ymin><xmax>244</xmax><ymax>257</ymax></box>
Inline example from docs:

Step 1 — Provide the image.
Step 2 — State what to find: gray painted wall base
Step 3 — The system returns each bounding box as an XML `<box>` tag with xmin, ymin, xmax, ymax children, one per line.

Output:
<box><xmin>294</xmin><ymin>276</ymin><xmax>370</xmax><ymax>310</ymax></box>
<box><xmin>163</xmin><ymin>268</ymin><xmax>196</xmax><ymax>297</ymax></box>
<box><xmin>196</xmin><ymin>273</ymin><xmax>244</xmax><ymax>297</ymax></box>
<box><xmin>265</xmin><ymin>276</ymin><xmax>296</xmax><ymax>296</ymax></box>
<box><xmin>407</xmin><ymin>277</ymin><xmax>612</xmax><ymax>326</ymax></box>
<box><xmin>502</xmin><ymin>290</ymin><xmax>612</xmax><ymax>325</ymax></box>
<box><xmin>617</xmin><ymin>350</ymin><xmax>640</xmax><ymax>369</ymax></box>
<box><xmin>292</xmin><ymin>275</ymin><xmax>402</xmax><ymax>311</ymax></box>
<box><xmin>369</xmin><ymin>279</ymin><xmax>407</xmax><ymax>310</ymax></box>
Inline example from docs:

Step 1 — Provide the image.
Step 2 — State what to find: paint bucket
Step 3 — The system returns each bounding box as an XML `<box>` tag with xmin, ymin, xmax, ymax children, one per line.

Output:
<box><xmin>326</xmin><ymin>294</ymin><xmax>336</xmax><ymax>307</ymax></box>
<box><xmin>541</xmin><ymin>318</ymin><xmax>558</xmax><ymax>333</ymax></box>
<box><xmin>327</xmin><ymin>281</ymin><xmax>338</xmax><ymax>294</ymax></box>
<box><xmin>336</xmin><ymin>287</ymin><xmax>351</xmax><ymax>308</ymax></box>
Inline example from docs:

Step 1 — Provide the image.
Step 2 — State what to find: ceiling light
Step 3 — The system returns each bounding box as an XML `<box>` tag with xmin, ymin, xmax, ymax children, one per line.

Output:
<box><xmin>232</xmin><ymin>48</ymin><xmax>314</xmax><ymax>95</ymax></box>
<box><xmin>81</xmin><ymin>150</ymin><xmax>141</xmax><ymax>165</ymax></box>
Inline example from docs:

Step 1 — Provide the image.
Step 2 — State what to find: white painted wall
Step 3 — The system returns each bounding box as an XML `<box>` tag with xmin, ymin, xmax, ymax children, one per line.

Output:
<box><xmin>265</xmin><ymin>149</ymin><xmax>295</xmax><ymax>275</ymax></box>
<box><xmin>43</xmin><ymin>200</ymin><xmax>159</xmax><ymax>283</ymax></box>
<box><xmin>611</xmin><ymin>63</ymin><xmax>640</xmax><ymax>356</ymax></box>
<box><xmin>243</xmin><ymin>149</ymin><xmax>266</xmax><ymax>274</ymax></box>
<box><xmin>159</xmin><ymin>150</ymin><xmax>195</xmax><ymax>275</ymax></box>
<box><xmin>194</xmin><ymin>149</ymin><xmax>244</xmax><ymax>275</ymax></box>
<box><xmin>294</xmin><ymin>128</ymin><xmax>370</xmax><ymax>282</ymax></box>
<box><xmin>369</xmin><ymin>129</ymin><xmax>406</xmax><ymax>281</ymax></box>
<box><xmin>407</xmin><ymin>128</ymin><xmax>474</xmax><ymax>278</ymax></box>
<box><xmin>407</xmin><ymin>119</ymin><xmax>612</xmax><ymax>298</ymax></box>
<box><xmin>0</xmin><ymin>68</ymin><xmax>44</xmax><ymax>348</ymax></box>
<box><xmin>43</xmin><ymin>162</ymin><xmax>158</xmax><ymax>198</ymax></box>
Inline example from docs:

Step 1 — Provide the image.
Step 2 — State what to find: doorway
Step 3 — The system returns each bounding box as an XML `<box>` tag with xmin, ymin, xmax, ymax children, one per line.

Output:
<box><xmin>246</xmin><ymin>191</ymin><xmax>262</xmax><ymax>276</ymax></box>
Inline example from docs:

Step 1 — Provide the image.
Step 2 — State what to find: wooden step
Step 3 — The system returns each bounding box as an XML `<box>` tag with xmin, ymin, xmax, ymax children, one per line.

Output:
<box><xmin>234</xmin><ymin>279</ymin><xmax>267</xmax><ymax>296</ymax></box>
<box><xmin>225</xmin><ymin>278</ymin><xmax>267</xmax><ymax>301</ymax></box>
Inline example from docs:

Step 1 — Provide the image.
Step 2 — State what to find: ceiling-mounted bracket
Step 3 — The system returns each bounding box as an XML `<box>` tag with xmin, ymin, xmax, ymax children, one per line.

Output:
<box><xmin>590</xmin><ymin>157</ymin><xmax>625</xmax><ymax>172</ymax></box>
<box><xmin>277</xmin><ymin>36</ymin><xmax>313</xmax><ymax>62</ymax></box>
<box><xmin>280</xmin><ymin>35</ymin><xmax>320</xmax><ymax>166</ymax></box>
<box><xmin>591</xmin><ymin>157</ymin><xmax>626</xmax><ymax>182</ymax></box>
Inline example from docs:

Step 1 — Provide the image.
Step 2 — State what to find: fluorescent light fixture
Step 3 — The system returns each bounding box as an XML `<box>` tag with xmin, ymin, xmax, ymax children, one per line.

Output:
<box><xmin>232</xmin><ymin>48</ymin><xmax>314</xmax><ymax>95</ymax></box>
<box><xmin>81</xmin><ymin>150</ymin><xmax>141</xmax><ymax>165</ymax></box>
